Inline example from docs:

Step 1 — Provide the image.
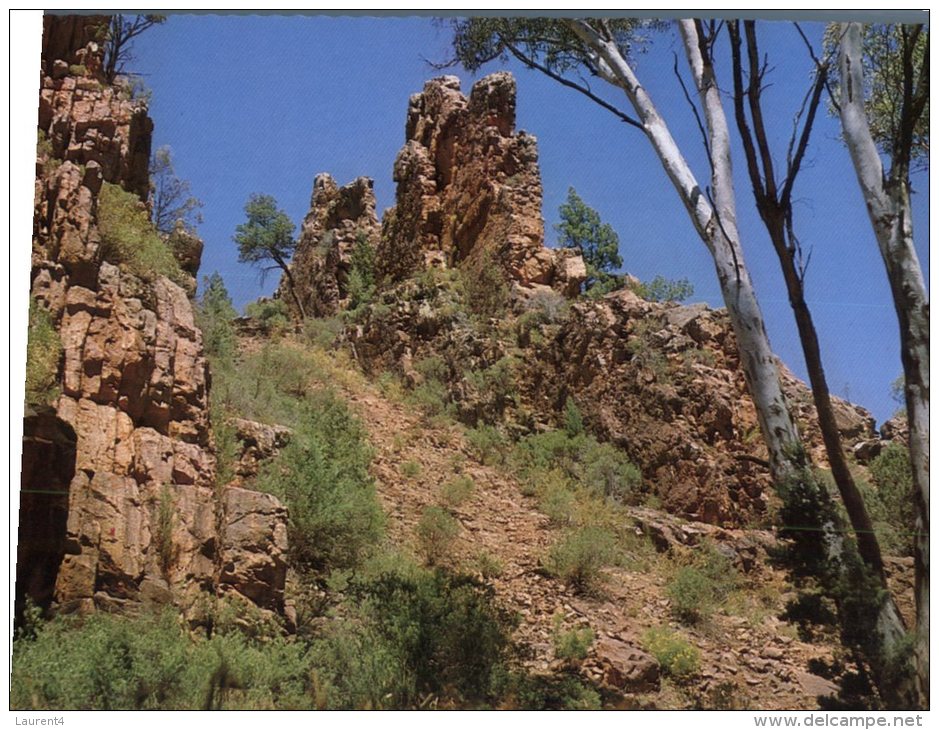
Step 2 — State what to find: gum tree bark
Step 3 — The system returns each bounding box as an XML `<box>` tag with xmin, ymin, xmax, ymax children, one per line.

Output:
<box><xmin>566</xmin><ymin>18</ymin><xmax>806</xmax><ymax>483</ymax></box>
<box><xmin>729</xmin><ymin>20</ymin><xmax>913</xmax><ymax>708</ymax></box>
<box><xmin>837</xmin><ymin>21</ymin><xmax>929</xmax><ymax>708</ymax></box>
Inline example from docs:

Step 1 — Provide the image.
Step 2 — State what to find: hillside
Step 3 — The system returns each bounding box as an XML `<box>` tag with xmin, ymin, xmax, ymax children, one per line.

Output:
<box><xmin>13</xmin><ymin>15</ymin><xmax>919</xmax><ymax>711</ymax></box>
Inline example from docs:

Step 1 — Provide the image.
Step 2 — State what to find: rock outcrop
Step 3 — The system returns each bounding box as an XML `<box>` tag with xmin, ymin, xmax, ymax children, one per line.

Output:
<box><xmin>349</xmin><ymin>278</ymin><xmax>876</xmax><ymax>527</ymax></box>
<box><xmin>20</xmin><ymin>19</ymin><xmax>287</xmax><ymax>619</ymax></box>
<box><xmin>377</xmin><ymin>73</ymin><xmax>585</xmax><ymax>295</ymax></box>
<box><xmin>279</xmin><ymin>173</ymin><xmax>381</xmax><ymax>318</ymax></box>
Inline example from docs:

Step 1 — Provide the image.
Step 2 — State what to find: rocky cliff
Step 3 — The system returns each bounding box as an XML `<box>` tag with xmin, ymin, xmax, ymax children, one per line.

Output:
<box><xmin>20</xmin><ymin>16</ymin><xmax>286</xmax><ymax>621</ymax></box>
<box><xmin>284</xmin><ymin>72</ymin><xmax>880</xmax><ymax>528</ymax></box>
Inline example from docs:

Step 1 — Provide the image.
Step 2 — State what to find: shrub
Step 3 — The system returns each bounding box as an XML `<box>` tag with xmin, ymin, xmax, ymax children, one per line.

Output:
<box><xmin>462</xmin><ymin>252</ymin><xmax>509</xmax><ymax>321</ymax></box>
<box><xmin>581</xmin><ymin>441</ymin><xmax>642</xmax><ymax>503</ymax></box>
<box><xmin>642</xmin><ymin>627</ymin><xmax>701</xmax><ymax>681</ymax></box>
<box><xmin>552</xmin><ymin>615</ymin><xmax>594</xmax><ymax>663</ymax></box>
<box><xmin>538</xmin><ymin>473</ymin><xmax>576</xmax><ymax>526</ymax></box>
<box><xmin>197</xmin><ymin>273</ymin><xmax>237</xmax><ymax>362</ymax></box>
<box><xmin>563</xmin><ymin>397</ymin><xmax>585</xmax><ymax>437</ymax></box>
<box><xmin>465</xmin><ymin>424</ymin><xmax>509</xmax><ymax>466</ymax></box>
<box><xmin>97</xmin><ymin>182</ymin><xmax>186</xmax><ymax>285</ymax></box>
<box><xmin>347</xmin><ymin>230</ymin><xmax>376</xmax><ymax>311</ymax></box>
<box><xmin>464</xmin><ymin>356</ymin><xmax>518</xmax><ymax>417</ymax></box>
<box><xmin>254</xmin><ymin>390</ymin><xmax>384</xmax><ymax>573</ymax></box>
<box><xmin>440</xmin><ymin>475</ymin><xmax>475</xmax><ymax>508</ymax></box>
<box><xmin>303</xmin><ymin>315</ymin><xmax>345</xmax><ymax>349</ymax></box>
<box><xmin>543</xmin><ymin>526</ymin><xmax>617</xmax><ymax>594</ymax></box>
<box><xmin>11</xmin><ymin>608</ymin><xmax>313</xmax><ymax>710</ymax></box>
<box><xmin>474</xmin><ymin>551</ymin><xmax>504</xmax><ymax>579</ymax></box>
<box><xmin>25</xmin><ymin>298</ymin><xmax>61</xmax><ymax>406</ymax></box>
<box><xmin>499</xmin><ymin>672</ymin><xmax>601</xmax><ymax>710</ymax></box>
<box><xmin>868</xmin><ymin>443</ymin><xmax>915</xmax><ymax>556</ymax></box>
<box><xmin>346</xmin><ymin>567</ymin><xmax>515</xmax><ymax>705</ymax></box>
<box><xmin>416</xmin><ymin>506</ymin><xmax>460</xmax><ymax>565</ymax></box>
<box><xmin>244</xmin><ymin>298</ymin><xmax>290</xmax><ymax>335</ymax></box>
<box><xmin>666</xmin><ymin>544</ymin><xmax>741</xmax><ymax>624</ymax></box>
<box><xmin>400</xmin><ymin>460</ymin><xmax>422</xmax><ymax>479</ymax></box>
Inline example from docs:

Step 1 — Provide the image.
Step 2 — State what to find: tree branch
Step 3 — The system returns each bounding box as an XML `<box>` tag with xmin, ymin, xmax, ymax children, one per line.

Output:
<box><xmin>502</xmin><ymin>39</ymin><xmax>643</xmax><ymax>130</ymax></box>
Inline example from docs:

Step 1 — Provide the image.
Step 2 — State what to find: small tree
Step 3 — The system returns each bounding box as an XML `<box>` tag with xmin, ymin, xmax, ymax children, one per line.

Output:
<box><xmin>150</xmin><ymin>146</ymin><xmax>203</xmax><ymax>234</ymax></box>
<box><xmin>102</xmin><ymin>14</ymin><xmax>165</xmax><ymax>83</ymax></box>
<box><xmin>197</xmin><ymin>273</ymin><xmax>237</xmax><ymax>363</ymax></box>
<box><xmin>555</xmin><ymin>187</ymin><xmax>623</xmax><ymax>295</ymax></box>
<box><xmin>233</xmin><ymin>194</ymin><xmax>306</xmax><ymax>319</ymax></box>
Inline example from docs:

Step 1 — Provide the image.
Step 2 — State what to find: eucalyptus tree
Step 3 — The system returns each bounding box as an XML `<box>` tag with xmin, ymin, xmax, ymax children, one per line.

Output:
<box><xmin>835</xmin><ymin>21</ymin><xmax>929</xmax><ymax>707</ymax></box>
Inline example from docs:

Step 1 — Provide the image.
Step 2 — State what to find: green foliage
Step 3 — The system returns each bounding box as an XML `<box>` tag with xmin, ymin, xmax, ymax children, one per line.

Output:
<box><xmin>234</xmin><ymin>194</ymin><xmax>296</xmax><ymax>280</ymax></box>
<box><xmin>334</xmin><ymin>565</ymin><xmax>515</xmax><ymax>706</ymax></box>
<box><xmin>25</xmin><ymin>298</ymin><xmax>61</xmax><ymax>406</ymax></box>
<box><xmin>244</xmin><ymin>298</ymin><xmax>290</xmax><ymax>335</ymax></box>
<box><xmin>440</xmin><ymin>475</ymin><xmax>475</xmax><ymax>509</ymax></box>
<box><xmin>68</xmin><ymin>64</ymin><xmax>88</xmax><ymax>76</ymax></box>
<box><xmin>303</xmin><ymin>315</ymin><xmax>345</xmax><ymax>349</ymax></box>
<box><xmin>400</xmin><ymin>460</ymin><xmax>422</xmax><ymax>479</ymax></box>
<box><xmin>538</xmin><ymin>472</ymin><xmax>576</xmax><ymax>525</ymax></box>
<box><xmin>826</xmin><ymin>24</ymin><xmax>929</xmax><ymax>166</ymax></box>
<box><xmin>463</xmin><ymin>356</ymin><xmax>518</xmax><ymax>420</ymax></box>
<box><xmin>543</xmin><ymin>526</ymin><xmax>617</xmax><ymax>594</ymax></box>
<box><xmin>642</xmin><ymin>627</ymin><xmax>701</xmax><ymax>681</ymax></box>
<box><xmin>563</xmin><ymin>397</ymin><xmax>585</xmax><ymax>437</ymax></box>
<box><xmin>666</xmin><ymin>544</ymin><xmax>741</xmax><ymax>624</ymax></box>
<box><xmin>461</xmin><ymin>252</ymin><xmax>509</xmax><ymax>320</ymax></box>
<box><xmin>408</xmin><ymin>356</ymin><xmax>452</xmax><ymax>418</ymax></box>
<box><xmin>416</xmin><ymin>506</ymin><xmax>460</xmax><ymax>565</ymax></box>
<box><xmin>465</xmin><ymin>424</ymin><xmax>509</xmax><ymax>466</ymax></box>
<box><xmin>254</xmin><ymin>389</ymin><xmax>384</xmax><ymax>573</ymax></box>
<box><xmin>197</xmin><ymin>273</ymin><xmax>237</xmax><ymax>362</ymax></box>
<box><xmin>631</xmin><ymin>274</ymin><xmax>694</xmax><ymax>303</ymax></box>
<box><xmin>497</xmin><ymin>671</ymin><xmax>602</xmax><ymax>710</ymax></box>
<box><xmin>555</xmin><ymin>187</ymin><xmax>623</xmax><ymax>295</ymax></box>
<box><xmin>97</xmin><ymin>182</ymin><xmax>186</xmax><ymax>285</ymax></box>
<box><xmin>11</xmin><ymin>609</ymin><xmax>313</xmax><ymax>710</ymax></box>
<box><xmin>347</xmin><ymin>230</ymin><xmax>376</xmax><ymax>310</ymax></box>
<box><xmin>867</xmin><ymin>443</ymin><xmax>916</xmax><ymax>556</ymax></box>
<box><xmin>473</xmin><ymin>551</ymin><xmax>504</xmax><ymax>579</ymax></box>
<box><xmin>552</xmin><ymin>615</ymin><xmax>594</xmax><ymax>663</ymax></box>
<box><xmin>512</xmin><ymin>429</ymin><xmax>641</xmax><ymax>505</ymax></box>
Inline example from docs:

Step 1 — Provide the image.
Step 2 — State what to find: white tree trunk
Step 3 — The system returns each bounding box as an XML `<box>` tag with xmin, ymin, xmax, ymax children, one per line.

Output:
<box><xmin>838</xmin><ymin>22</ymin><xmax>929</xmax><ymax>708</ymax></box>
<box><xmin>567</xmin><ymin>19</ymin><xmax>803</xmax><ymax>480</ymax></box>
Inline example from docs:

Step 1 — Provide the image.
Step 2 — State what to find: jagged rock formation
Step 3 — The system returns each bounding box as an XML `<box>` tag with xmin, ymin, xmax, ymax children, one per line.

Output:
<box><xmin>279</xmin><ymin>173</ymin><xmax>381</xmax><ymax>318</ymax></box>
<box><xmin>285</xmin><ymin>74</ymin><xmax>586</xmax><ymax>308</ymax></box>
<box><xmin>21</xmin><ymin>18</ymin><xmax>286</xmax><ymax>619</ymax></box>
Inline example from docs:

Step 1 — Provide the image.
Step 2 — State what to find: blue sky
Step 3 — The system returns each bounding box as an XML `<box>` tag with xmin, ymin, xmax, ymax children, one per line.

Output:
<box><xmin>130</xmin><ymin>14</ymin><xmax>928</xmax><ymax>425</ymax></box>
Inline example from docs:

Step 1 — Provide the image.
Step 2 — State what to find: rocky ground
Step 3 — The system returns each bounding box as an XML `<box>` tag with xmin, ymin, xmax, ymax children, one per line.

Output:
<box><xmin>304</xmin><ymin>352</ymin><xmax>843</xmax><ymax>710</ymax></box>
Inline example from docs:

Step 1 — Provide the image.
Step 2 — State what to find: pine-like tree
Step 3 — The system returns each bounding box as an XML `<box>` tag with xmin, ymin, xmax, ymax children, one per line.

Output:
<box><xmin>554</xmin><ymin>187</ymin><xmax>623</xmax><ymax>295</ymax></box>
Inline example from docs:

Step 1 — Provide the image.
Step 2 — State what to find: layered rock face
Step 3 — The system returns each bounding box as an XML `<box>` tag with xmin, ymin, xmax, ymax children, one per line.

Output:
<box><xmin>379</xmin><ymin>73</ymin><xmax>585</xmax><ymax>294</ymax></box>
<box><xmin>22</xmin><ymin>18</ymin><xmax>286</xmax><ymax>618</ymax></box>
<box><xmin>279</xmin><ymin>173</ymin><xmax>381</xmax><ymax>318</ymax></box>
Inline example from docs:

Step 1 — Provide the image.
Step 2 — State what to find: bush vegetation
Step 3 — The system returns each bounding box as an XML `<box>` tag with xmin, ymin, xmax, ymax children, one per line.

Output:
<box><xmin>552</xmin><ymin>614</ymin><xmax>594</xmax><ymax>663</ymax></box>
<box><xmin>666</xmin><ymin>543</ymin><xmax>741</xmax><ymax>624</ymax></box>
<box><xmin>416</xmin><ymin>506</ymin><xmax>460</xmax><ymax>565</ymax></box>
<box><xmin>244</xmin><ymin>298</ymin><xmax>290</xmax><ymax>335</ymax></box>
<box><xmin>642</xmin><ymin>627</ymin><xmax>701</xmax><ymax>681</ymax></box>
<box><xmin>25</xmin><ymin>298</ymin><xmax>61</xmax><ymax>407</ymax></box>
<box><xmin>866</xmin><ymin>443</ymin><xmax>916</xmax><ymax>556</ymax></box>
<box><xmin>254</xmin><ymin>390</ymin><xmax>384</xmax><ymax>573</ymax></box>
<box><xmin>543</xmin><ymin>526</ymin><xmax>618</xmax><ymax>594</ymax></box>
<box><xmin>97</xmin><ymin>182</ymin><xmax>186</xmax><ymax>285</ymax></box>
<box><xmin>440</xmin><ymin>475</ymin><xmax>475</xmax><ymax>508</ymax></box>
